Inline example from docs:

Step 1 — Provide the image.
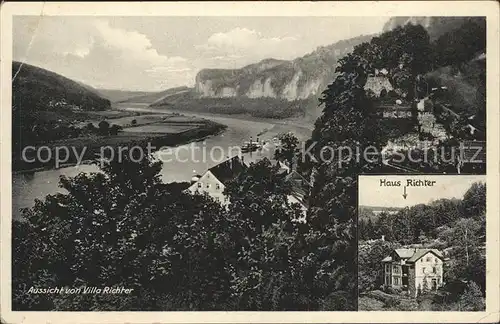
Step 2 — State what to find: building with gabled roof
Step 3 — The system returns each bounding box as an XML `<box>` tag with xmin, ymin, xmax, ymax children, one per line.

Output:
<box><xmin>186</xmin><ymin>155</ymin><xmax>247</xmax><ymax>205</ymax></box>
<box><xmin>382</xmin><ymin>248</ymin><xmax>444</xmax><ymax>297</ymax></box>
<box><xmin>364</xmin><ymin>75</ymin><xmax>394</xmax><ymax>97</ymax></box>
<box><xmin>284</xmin><ymin>170</ymin><xmax>311</xmax><ymax>220</ymax></box>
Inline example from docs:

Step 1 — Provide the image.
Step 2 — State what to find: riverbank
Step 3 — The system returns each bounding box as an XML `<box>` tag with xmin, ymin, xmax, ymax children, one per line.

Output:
<box><xmin>113</xmin><ymin>103</ymin><xmax>315</xmax><ymax>131</ymax></box>
<box><xmin>13</xmin><ymin>118</ymin><xmax>227</xmax><ymax>173</ymax></box>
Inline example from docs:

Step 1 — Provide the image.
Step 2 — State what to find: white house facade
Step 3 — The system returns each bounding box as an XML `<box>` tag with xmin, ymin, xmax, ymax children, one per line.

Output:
<box><xmin>382</xmin><ymin>248</ymin><xmax>444</xmax><ymax>297</ymax></box>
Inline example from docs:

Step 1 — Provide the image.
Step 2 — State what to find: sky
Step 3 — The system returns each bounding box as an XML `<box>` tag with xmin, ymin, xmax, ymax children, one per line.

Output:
<box><xmin>13</xmin><ymin>16</ymin><xmax>388</xmax><ymax>91</ymax></box>
<box><xmin>359</xmin><ymin>175</ymin><xmax>486</xmax><ymax>208</ymax></box>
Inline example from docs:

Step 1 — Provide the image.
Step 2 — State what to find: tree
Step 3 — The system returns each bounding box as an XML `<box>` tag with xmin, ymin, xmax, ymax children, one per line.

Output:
<box><xmin>274</xmin><ymin>132</ymin><xmax>299</xmax><ymax>169</ymax></box>
<box><xmin>223</xmin><ymin>159</ymin><xmax>310</xmax><ymax>310</ymax></box>
<box><xmin>109</xmin><ymin>124</ymin><xmax>122</xmax><ymax>136</ymax></box>
<box><xmin>13</xmin><ymin>154</ymin><xmax>231</xmax><ymax>310</ymax></box>
<box><xmin>434</xmin><ymin>18</ymin><xmax>486</xmax><ymax>69</ymax></box>
<box><xmin>376</xmin><ymin>212</ymin><xmax>395</xmax><ymax>241</ymax></box>
<box><xmin>303</xmin><ymin>52</ymin><xmax>386</xmax><ymax>310</ymax></box>
<box><xmin>98</xmin><ymin>120</ymin><xmax>110</xmax><ymax>135</ymax></box>
<box><xmin>462</xmin><ymin>182</ymin><xmax>486</xmax><ymax>218</ymax></box>
<box><xmin>459</xmin><ymin>281</ymin><xmax>485</xmax><ymax>311</ymax></box>
<box><xmin>358</xmin><ymin>240</ymin><xmax>397</xmax><ymax>293</ymax></box>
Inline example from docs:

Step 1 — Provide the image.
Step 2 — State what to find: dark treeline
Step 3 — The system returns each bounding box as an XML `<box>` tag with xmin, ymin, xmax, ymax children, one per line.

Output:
<box><xmin>13</xmin><ymin>155</ymin><xmax>352</xmax><ymax>311</ymax></box>
<box><xmin>359</xmin><ymin>182</ymin><xmax>485</xmax><ymax>243</ymax></box>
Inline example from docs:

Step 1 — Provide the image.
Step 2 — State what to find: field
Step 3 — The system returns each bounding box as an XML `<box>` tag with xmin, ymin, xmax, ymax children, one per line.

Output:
<box><xmin>122</xmin><ymin>124</ymin><xmax>197</xmax><ymax>134</ymax></box>
<box><xmin>15</xmin><ymin>116</ymin><xmax>227</xmax><ymax>172</ymax></box>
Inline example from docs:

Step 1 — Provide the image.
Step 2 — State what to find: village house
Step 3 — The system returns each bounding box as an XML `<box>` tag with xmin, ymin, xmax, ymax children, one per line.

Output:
<box><xmin>276</xmin><ymin>158</ymin><xmax>312</xmax><ymax>220</ymax></box>
<box><xmin>364</xmin><ymin>68</ymin><xmax>394</xmax><ymax>97</ymax></box>
<box><xmin>284</xmin><ymin>170</ymin><xmax>311</xmax><ymax>221</ymax></box>
<box><xmin>187</xmin><ymin>156</ymin><xmax>311</xmax><ymax>218</ymax></box>
<box><xmin>382</xmin><ymin>248</ymin><xmax>444</xmax><ymax>297</ymax></box>
<box><xmin>186</xmin><ymin>155</ymin><xmax>247</xmax><ymax>205</ymax></box>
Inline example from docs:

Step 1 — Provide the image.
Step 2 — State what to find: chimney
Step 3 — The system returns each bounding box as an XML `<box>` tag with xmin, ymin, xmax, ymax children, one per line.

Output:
<box><xmin>381</xmin><ymin>235</ymin><xmax>385</xmax><ymax>241</ymax></box>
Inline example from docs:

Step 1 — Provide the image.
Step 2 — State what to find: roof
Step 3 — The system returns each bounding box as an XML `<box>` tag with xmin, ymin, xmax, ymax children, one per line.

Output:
<box><xmin>364</xmin><ymin>76</ymin><xmax>394</xmax><ymax>95</ymax></box>
<box><xmin>208</xmin><ymin>155</ymin><xmax>247</xmax><ymax>185</ymax></box>
<box><xmin>407</xmin><ymin>249</ymin><xmax>443</xmax><ymax>263</ymax></box>
<box><xmin>285</xmin><ymin>170</ymin><xmax>311</xmax><ymax>197</ymax></box>
<box><xmin>383</xmin><ymin>248</ymin><xmax>444</xmax><ymax>263</ymax></box>
<box><xmin>277</xmin><ymin>161</ymin><xmax>290</xmax><ymax>174</ymax></box>
<box><xmin>394</xmin><ymin>248</ymin><xmax>416</xmax><ymax>259</ymax></box>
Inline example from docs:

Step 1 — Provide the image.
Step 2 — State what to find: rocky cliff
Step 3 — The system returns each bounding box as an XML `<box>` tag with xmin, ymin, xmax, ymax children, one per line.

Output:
<box><xmin>194</xmin><ymin>34</ymin><xmax>374</xmax><ymax>101</ymax></box>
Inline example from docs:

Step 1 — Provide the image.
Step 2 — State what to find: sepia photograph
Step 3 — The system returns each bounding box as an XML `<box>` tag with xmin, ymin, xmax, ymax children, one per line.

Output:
<box><xmin>0</xmin><ymin>1</ymin><xmax>498</xmax><ymax>323</ymax></box>
<box><xmin>358</xmin><ymin>175</ymin><xmax>486</xmax><ymax>311</ymax></box>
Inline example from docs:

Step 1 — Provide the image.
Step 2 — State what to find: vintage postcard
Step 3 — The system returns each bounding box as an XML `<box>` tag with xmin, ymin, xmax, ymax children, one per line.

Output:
<box><xmin>1</xmin><ymin>1</ymin><xmax>499</xmax><ymax>323</ymax></box>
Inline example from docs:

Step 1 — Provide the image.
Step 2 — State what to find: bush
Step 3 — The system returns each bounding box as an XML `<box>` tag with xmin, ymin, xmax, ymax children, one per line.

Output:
<box><xmin>383</xmin><ymin>297</ymin><xmax>401</xmax><ymax>309</ymax></box>
<box><xmin>109</xmin><ymin>124</ymin><xmax>122</xmax><ymax>136</ymax></box>
<box><xmin>98</xmin><ymin>120</ymin><xmax>110</xmax><ymax>135</ymax></box>
<box><xmin>384</xmin><ymin>286</ymin><xmax>397</xmax><ymax>294</ymax></box>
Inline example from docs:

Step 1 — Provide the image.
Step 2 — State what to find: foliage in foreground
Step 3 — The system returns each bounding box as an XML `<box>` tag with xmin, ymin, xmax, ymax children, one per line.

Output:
<box><xmin>13</xmin><ymin>155</ymin><xmax>347</xmax><ymax>311</ymax></box>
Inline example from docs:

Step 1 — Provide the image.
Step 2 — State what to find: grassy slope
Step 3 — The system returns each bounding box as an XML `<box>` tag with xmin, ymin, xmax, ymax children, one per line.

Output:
<box><xmin>12</xmin><ymin>62</ymin><xmax>112</xmax><ymax>155</ymax></box>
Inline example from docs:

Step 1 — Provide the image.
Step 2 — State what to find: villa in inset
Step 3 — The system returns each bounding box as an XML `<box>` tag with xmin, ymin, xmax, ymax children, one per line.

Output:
<box><xmin>382</xmin><ymin>248</ymin><xmax>444</xmax><ymax>297</ymax></box>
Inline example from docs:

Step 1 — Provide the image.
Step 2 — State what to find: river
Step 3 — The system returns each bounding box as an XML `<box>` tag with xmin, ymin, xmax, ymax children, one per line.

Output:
<box><xmin>12</xmin><ymin>105</ymin><xmax>313</xmax><ymax>220</ymax></box>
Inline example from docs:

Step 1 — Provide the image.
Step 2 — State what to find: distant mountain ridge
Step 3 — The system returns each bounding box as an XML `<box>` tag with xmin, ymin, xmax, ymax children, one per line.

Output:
<box><xmin>190</xmin><ymin>17</ymin><xmax>486</xmax><ymax>103</ymax></box>
<box><xmin>192</xmin><ymin>34</ymin><xmax>375</xmax><ymax>101</ymax></box>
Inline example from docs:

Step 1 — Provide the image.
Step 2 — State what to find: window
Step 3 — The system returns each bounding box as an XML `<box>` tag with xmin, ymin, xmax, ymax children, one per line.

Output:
<box><xmin>426</xmin><ymin>256</ymin><xmax>431</xmax><ymax>262</ymax></box>
<box><xmin>206</xmin><ymin>183</ymin><xmax>211</xmax><ymax>189</ymax></box>
<box><xmin>216</xmin><ymin>184</ymin><xmax>220</xmax><ymax>190</ymax></box>
<box><xmin>394</xmin><ymin>277</ymin><xmax>399</xmax><ymax>285</ymax></box>
<box><xmin>432</xmin><ymin>267</ymin><xmax>437</xmax><ymax>274</ymax></box>
<box><xmin>422</xmin><ymin>267</ymin><xmax>426</xmax><ymax>274</ymax></box>
<box><xmin>197</xmin><ymin>182</ymin><xmax>202</xmax><ymax>188</ymax></box>
<box><xmin>437</xmin><ymin>278</ymin><xmax>441</xmax><ymax>285</ymax></box>
<box><xmin>393</xmin><ymin>265</ymin><xmax>399</xmax><ymax>273</ymax></box>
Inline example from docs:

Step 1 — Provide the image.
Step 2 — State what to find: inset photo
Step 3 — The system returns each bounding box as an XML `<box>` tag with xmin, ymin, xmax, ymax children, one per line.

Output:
<box><xmin>358</xmin><ymin>175</ymin><xmax>486</xmax><ymax>311</ymax></box>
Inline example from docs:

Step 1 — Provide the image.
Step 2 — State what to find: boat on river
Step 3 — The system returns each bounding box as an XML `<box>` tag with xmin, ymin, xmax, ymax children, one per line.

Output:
<box><xmin>241</xmin><ymin>140</ymin><xmax>262</xmax><ymax>153</ymax></box>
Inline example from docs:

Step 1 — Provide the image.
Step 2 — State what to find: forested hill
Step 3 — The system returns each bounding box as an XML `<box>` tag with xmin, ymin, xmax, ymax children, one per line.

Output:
<box><xmin>11</xmin><ymin>62</ymin><xmax>111</xmax><ymax>158</ymax></box>
<box><xmin>12</xmin><ymin>61</ymin><xmax>111</xmax><ymax>112</ymax></box>
<box><xmin>383</xmin><ymin>17</ymin><xmax>485</xmax><ymax>40</ymax></box>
